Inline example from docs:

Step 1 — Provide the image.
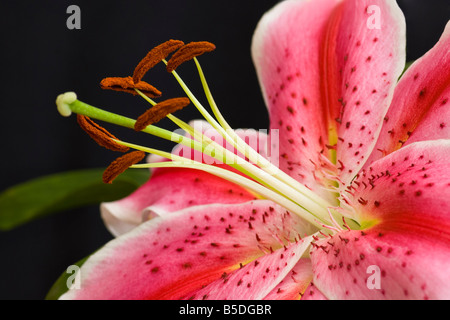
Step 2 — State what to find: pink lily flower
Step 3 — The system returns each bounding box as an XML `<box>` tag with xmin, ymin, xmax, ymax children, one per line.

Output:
<box><xmin>57</xmin><ymin>0</ymin><xmax>450</xmax><ymax>300</ymax></box>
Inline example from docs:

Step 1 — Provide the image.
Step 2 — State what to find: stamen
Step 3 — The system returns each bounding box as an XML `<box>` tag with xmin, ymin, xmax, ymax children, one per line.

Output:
<box><xmin>103</xmin><ymin>151</ymin><xmax>146</xmax><ymax>184</ymax></box>
<box><xmin>132</xmin><ymin>39</ymin><xmax>185</xmax><ymax>83</ymax></box>
<box><xmin>134</xmin><ymin>97</ymin><xmax>191</xmax><ymax>131</ymax></box>
<box><xmin>77</xmin><ymin>115</ymin><xmax>130</xmax><ymax>152</ymax></box>
<box><xmin>100</xmin><ymin>76</ymin><xmax>162</xmax><ymax>98</ymax></box>
<box><xmin>166</xmin><ymin>41</ymin><xmax>216</xmax><ymax>72</ymax></box>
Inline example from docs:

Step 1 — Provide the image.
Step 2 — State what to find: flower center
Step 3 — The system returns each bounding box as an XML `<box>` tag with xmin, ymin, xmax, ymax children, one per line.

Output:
<box><xmin>56</xmin><ymin>40</ymin><xmax>359</xmax><ymax>232</ymax></box>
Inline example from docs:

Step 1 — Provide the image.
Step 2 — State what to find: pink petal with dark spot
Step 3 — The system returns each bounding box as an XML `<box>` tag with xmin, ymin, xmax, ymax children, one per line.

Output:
<box><xmin>330</xmin><ymin>0</ymin><xmax>406</xmax><ymax>186</ymax></box>
<box><xmin>101</xmin><ymin>168</ymin><xmax>256</xmax><ymax>236</ymax></box>
<box><xmin>61</xmin><ymin>200</ymin><xmax>316</xmax><ymax>300</ymax></box>
<box><xmin>252</xmin><ymin>0</ymin><xmax>340</xmax><ymax>202</ymax></box>
<box><xmin>366</xmin><ymin>21</ymin><xmax>450</xmax><ymax>166</ymax></box>
<box><xmin>252</xmin><ymin>0</ymin><xmax>406</xmax><ymax>198</ymax></box>
<box><xmin>311</xmin><ymin>140</ymin><xmax>450</xmax><ymax>299</ymax></box>
<box><xmin>301</xmin><ymin>283</ymin><xmax>328</xmax><ymax>300</ymax></box>
<box><xmin>186</xmin><ymin>238</ymin><xmax>312</xmax><ymax>300</ymax></box>
<box><xmin>263</xmin><ymin>258</ymin><xmax>312</xmax><ymax>300</ymax></box>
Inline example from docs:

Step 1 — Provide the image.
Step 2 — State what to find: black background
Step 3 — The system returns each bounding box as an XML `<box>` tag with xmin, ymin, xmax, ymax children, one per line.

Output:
<box><xmin>0</xmin><ymin>0</ymin><xmax>448</xmax><ymax>300</ymax></box>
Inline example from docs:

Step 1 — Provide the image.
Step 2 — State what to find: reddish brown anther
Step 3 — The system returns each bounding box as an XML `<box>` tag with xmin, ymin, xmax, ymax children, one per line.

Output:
<box><xmin>132</xmin><ymin>40</ymin><xmax>185</xmax><ymax>83</ymax></box>
<box><xmin>77</xmin><ymin>115</ymin><xmax>130</xmax><ymax>152</ymax></box>
<box><xmin>166</xmin><ymin>41</ymin><xmax>216</xmax><ymax>72</ymax></box>
<box><xmin>100</xmin><ymin>76</ymin><xmax>162</xmax><ymax>98</ymax></box>
<box><xmin>103</xmin><ymin>151</ymin><xmax>146</xmax><ymax>184</ymax></box>
<box><xmin>134</xmin><ymin>97</ymin><xmax>191</xmax><ymax>131</ymax></box>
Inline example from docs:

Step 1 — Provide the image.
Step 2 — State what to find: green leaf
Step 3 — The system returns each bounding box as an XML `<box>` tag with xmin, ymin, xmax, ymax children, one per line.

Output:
<box><xmin>45</xmin><ymin>255</ymin><xmax>89</xmax><ymax>300</ymax></box>
<box><xmin>399</xmin><ymin>60</ymin><xmax>415</xmax><ymax>79</ymax></box>
<box><xmin>0</xmin><ymin>168</ymin><xmax>150</xmax><ymax>231</ymax></box>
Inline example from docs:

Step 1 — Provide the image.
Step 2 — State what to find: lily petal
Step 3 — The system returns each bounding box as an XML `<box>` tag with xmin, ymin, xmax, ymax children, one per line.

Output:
<box><xmin>252</xmin><ymin>0</ymin><xmax>406</xmax><ymax>194</ymax></box>
<box><xmin>366</xmin><ymin>21</ymin><xmax>450</xmax><ymax>166</ymax></box>
<box><xmin>354</xmin><ymin>140</ymin><xmax>450</xmax><ymax>237</ymax></box>
<box><xmin>330</xmin><ymin>0</ymin><xmax>406</xmax><ymax>186</ymax></box>
<box><xmin>185</xmin><ymin>239</ymin><xmax>312</xmax><ymax>300</ymax></box>
<box><xmin>252</xmin><ymin>0</ymin><xmax>340</xmax><ymax>200</ymax></box>
<box><xmin>311</xmin><ymin>140</ymin><xmax>450</xmax><ymax>299</ymax></box>
<box><xmin>101</xmin><ymin>168</ymin><xmax>256</xmax><ymax>237</ymax></box>
<box><xmin>310</xmin><ymin>226</ymin><xmax>450</xmax><ymax>299</ymax></box>
<box><xmin>61</xmin><ymin>200</ymin><xmax>316</xmax><ymax>300</ymax></box>
<box><xmin>301</xmin><ymin>283</ymin><xmax>328</xmax><ymax>300</ymax></box>
<box><xmin>263</xmin><ymin>258</ymin><xmax>312</xmax><ymax>300</ymax></box>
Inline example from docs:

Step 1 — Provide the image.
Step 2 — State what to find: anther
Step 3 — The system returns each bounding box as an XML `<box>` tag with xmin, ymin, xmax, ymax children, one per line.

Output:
<box><xmin>166</xmin><ymin>41</ymin><xmax>216</xmax><ymax>72</ymax></box>
<box><xmin>134</xmin><ymin>97</ymin><xmax>191</xmax><ymax>131</ymax></box>
<box><xmin>56</xmin><ymin>91</ymin><xmax>77</xmax><ymax>117</ymax></box>
<box><xmin>133</xmin><ymin>39</ymin><xmax>185</xmax><ymax>83</ymax></box>
<box><xmin>100</xmin><ymin>76</ymin><xmax>162</xmax><ymax>98</ymax></box>
<box><xmin>77</xmin><ymin>115</ymin><xmax>130</xmax><ymax>152</ymax></box>
<box><xmin>103</xmin><ymin>151</ymin><xmax>146</xmax><ymax>184</ymax></box>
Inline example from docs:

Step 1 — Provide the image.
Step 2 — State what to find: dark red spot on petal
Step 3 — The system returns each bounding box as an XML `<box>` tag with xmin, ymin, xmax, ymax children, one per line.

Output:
<box><xmin>287</xmin><ymin>106</ymin><xmax>295</xmax><ymax>114</ymax></box>
<box><xmin>151</xmin><ymin>267</ymin><xmax>160</xmax><ymax>273</ymax></box>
